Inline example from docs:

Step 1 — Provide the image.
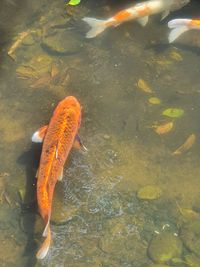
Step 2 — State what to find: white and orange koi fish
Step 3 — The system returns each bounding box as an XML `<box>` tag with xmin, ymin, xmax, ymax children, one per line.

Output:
<box><xmin>83</xmin><ymin>0</ymin><xmax>190</xmax><ymax>38</ymax></box>
<box><xmin>168</xmin><ymin>18</ymin><xmax>200</xmax><ymax>43</ymax></box>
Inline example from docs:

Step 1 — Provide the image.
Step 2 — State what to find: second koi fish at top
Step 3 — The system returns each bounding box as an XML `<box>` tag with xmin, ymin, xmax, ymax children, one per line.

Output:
<box><xmin>83</xmin><ymin>0</ymin><xmax>190</xmax><ymax>38</ymax></box>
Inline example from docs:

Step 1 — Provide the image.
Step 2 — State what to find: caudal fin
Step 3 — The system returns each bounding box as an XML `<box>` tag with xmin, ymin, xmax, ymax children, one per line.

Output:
<box><xmin>168</xmin><ymin>19</ymin><xmax>190</xmax><ymax>43</ymax></box>
<box><xmin>82</xmin><ymin>17</ymin><xmax>107</xmax><ymax>38</ymax></box>
<box><xmin>168</xmin><ymin>26</ymin><xmax>189</xmax><ymax>43</ymax></box>
<box><xmin>36</xmin><ymin>226</ymin><xmax>51</xmax><ymax>260</ymax></box>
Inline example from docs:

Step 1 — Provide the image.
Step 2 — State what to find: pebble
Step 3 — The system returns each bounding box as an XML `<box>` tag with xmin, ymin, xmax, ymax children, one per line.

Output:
<box><xmin>41</xmin><ymin>30</ymin><xmax>82</xmax><ymax>55</ymax></box>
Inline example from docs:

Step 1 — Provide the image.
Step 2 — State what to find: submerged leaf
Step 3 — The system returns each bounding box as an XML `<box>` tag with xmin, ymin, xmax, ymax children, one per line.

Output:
<box><xmin>18</xmin><ymin>189</ymin><xmax>25</xmax><ymax>202</ymax></box>
<box><xmin>170</xmin><ymin>51</ymin><xmax>183</xmax><ymax>61</ymax></box>
<box><xmin>148</xmin><ymin>97</ymin><xmax>161</xmax><ymax>105</ymax></box>
<box><xmin>162</xmin><ymin>108</ymin><xmax>184</xmax><ymax>118</ymax></box>
<box><xmin>175</xmin><ymin>201</ymin><xmax>200</xmax><ymax>220</ymax></box>
<box><xmin>153</xmin><ymin>122</ymin><xmax>173</xmax><ymax>135</ymax></box>
<box><xmin>180</xmin><ymin>209</ymin><xmax>200</xmax><ymax>220</ymax></box>
<box><xmin>172</xmin><ymin>134</ymin><xmax>196</xmax><ymax>155</ymax></box>
<box><xmin>137</xmin><ymin>79</ymin><xmax>153</xmax><ymax>93</ymax></box>
<box><xmin>171</xmin><ymin>258</ymin><xmax>185</xmax><ymax>264</ymax></box>
<box><xmin>67</xmin><ymin>0</ymin><xmax>81</xmax><ymax>5</ymax></box>
<box><xmin>51</xmin><ymin>64</ymin><xmax>59</xmax><ymax>78</ymax></box>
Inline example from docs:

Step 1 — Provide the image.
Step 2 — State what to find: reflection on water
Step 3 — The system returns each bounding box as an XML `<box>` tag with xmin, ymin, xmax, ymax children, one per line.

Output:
<box><xmin>0</xmin><ymin>0</ymin><xmax>200</xmax><ymax>266</ymax></box>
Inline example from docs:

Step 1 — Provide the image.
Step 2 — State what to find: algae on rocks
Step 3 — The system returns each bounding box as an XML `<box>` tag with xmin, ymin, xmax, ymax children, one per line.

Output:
<box><xmin>180</xmin><ymin>220</ymin><xmax>200</xmax><ymax>257</ymax></box>
<box><xmin>137</xmin><ymin>185</ymin><xmax>162</xmax><ymax>200</ymax></box>
<box><xmin>148</xmin><ymin>232</ymin><xmax>182</xmax><ymax>263</ymax></box>
<box><xmin>184</xmin><ymin>253</ymin><xmax>200</xmax><ymax>267</ymax></box>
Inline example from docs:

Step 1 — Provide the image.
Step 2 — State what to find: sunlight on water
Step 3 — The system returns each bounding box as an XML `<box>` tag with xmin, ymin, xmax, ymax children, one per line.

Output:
<box><xmin>0</xmin><ymin>0</ymin><xmax>200</xmax><ymax>266</ymax></box>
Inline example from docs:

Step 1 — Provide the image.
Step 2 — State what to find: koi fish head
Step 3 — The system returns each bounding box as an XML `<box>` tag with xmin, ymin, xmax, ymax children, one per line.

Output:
<box><xmin>54</xmin><ymin>96</ymin><xmax>82</xmax><ymax>127</ymax></box>
<box><xmin>64</xmin><ymin>96</ymin><xmax>81</xmax><ymax>111</ymax></box>
<box><xmin>60</xmin><ymin>96</ymin><xmax>81</xmax><ymax>126</ymax></box>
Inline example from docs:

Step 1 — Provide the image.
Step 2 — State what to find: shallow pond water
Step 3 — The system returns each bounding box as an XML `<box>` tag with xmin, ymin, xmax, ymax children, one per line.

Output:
<box><xmin>0</xmin><ymin>0</ymin><xmax>200</xmax><ymax>266</ymax></box>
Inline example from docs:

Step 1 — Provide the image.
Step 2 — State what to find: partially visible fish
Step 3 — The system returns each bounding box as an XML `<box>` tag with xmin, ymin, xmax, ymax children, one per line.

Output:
<box><xmin>168</xmin><ymin>18</ymin><xmax>200</xmax><ymax>43</ymax></box>
<box><xmin>32</xmin><ymin>96</ymin><xmax>86</xmax><ymax>259</ymax></box>
<box><xmin>82</xmin><ymin>0</ymin><xmax>190</xmax><ymax>38</ymax></box>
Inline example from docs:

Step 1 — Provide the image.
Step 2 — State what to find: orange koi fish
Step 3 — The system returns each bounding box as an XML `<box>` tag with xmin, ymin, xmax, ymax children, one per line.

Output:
<box><xmin>82</xmin><ymin>0</ymin><xmax>190</xmax><ymax>38</ymax></box>
<box><xmin>168</xmin><ymin>18</ymin><xmax>200</xmax><ymax>43</ymax></box>
<box><xmin>32</xmin><ymin>96</ymin><xmax>86</xmax><ymax>259</ymax></box>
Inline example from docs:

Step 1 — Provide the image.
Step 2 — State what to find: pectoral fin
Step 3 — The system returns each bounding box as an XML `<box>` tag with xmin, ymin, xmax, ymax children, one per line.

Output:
<box><xmin>137</xmin><ymin>16</ymin><xmax>149</xmax><ymax>26</ymax></box>
<box><xmin>73</xmin><ymin>135</ymin><xmax>88</xmax><ymax>151</ymax></box>
<box><xmin>58</xmin><ymin>167</ymin><xmax>63</xmax><ymax>181</ymax></box>
<box><xmin>32</xmin><ymin>125</ymin><xmax>48</xmax><ymax>143</ymax></box>
<box><xmin>161</xmin><ymin>10</ymin><xmax>169</xmax><ymax>21</ymax></box>
<box><xmin>35</xmin><ymin>168</ymin><xmax>38</xmax><ymax>179</ymax></box>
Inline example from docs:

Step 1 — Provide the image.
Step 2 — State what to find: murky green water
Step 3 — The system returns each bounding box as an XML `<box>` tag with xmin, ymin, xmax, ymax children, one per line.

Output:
<box><xmin>0</xmin><ymin>0</ymin><xmax>200</xmax><ymax>266</ymax></box>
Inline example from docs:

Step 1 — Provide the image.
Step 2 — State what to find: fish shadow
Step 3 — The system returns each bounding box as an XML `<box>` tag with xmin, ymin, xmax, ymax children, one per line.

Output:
<box><xmin>144</xmin><ymin>42</ymin><xmax>170</xmax><ymax>54</ymax></box>
<box><xmin>170</xmin><ymin>43</ymin><xmax>200</xmax><ymax>56</ymax></box>
<box><xmin>17</xmin><ymin>144</ymin><xmax>42</xmax><ymax>267</ymax></box>
<box><xmin>145</xmin><ymin>42</ymin><xmax>200</xmax><ymax>56</ymax></box>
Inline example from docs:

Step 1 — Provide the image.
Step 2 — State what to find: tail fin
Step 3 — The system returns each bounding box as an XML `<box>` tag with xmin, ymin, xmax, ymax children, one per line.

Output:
<box><xmin>82</xmin><ymin>17</ymin><xmax>107</xmax><ymax>38</ymax></box>
<box><xmin>168</xmin><ymin>19</ymin><xmax>190</xmax><ymax>43</ymax></box>
<box><xmin>36</xmin><ymin>226</ymin><xmax>51</xmax><ymax>260</ymax></box>
<box><xmin>168</xmin><ymin>26</ymin><xmax>189</xmax><ymax>43</ymax></box>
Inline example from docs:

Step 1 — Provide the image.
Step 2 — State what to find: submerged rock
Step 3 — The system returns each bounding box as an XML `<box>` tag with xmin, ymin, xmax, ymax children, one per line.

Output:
<box><xmin>184</xmin><ymin>253</ymin><xmax>200</xmax><ymax>267</ymax></box>
<box><xmin>137</xmin><ymin>185</ymin><xmax>162</xmax><ymax>200</ymax></box>
<box><xmin>180</xmin><ymin>220</ymin><xmax>200</xmax><ymax>257</ymax></box>
<box><xmin>16</xmin><ymin>54</ymin><xmax>53</xmax><ymax>79</ymax></box>
<box><xmin>148</xmin><ymin>232</ymin><xmax>182</xmax><ymax>263</ymax></box>
<box><xmin>51</xmin><ymin>184</ymin><xmax>78</xmax><ymax>224</ymax></box>
<box><xmin>99</xmin><ymin>233</ymin><xmax>145</xmax><ymax>262</ymax></box>
<box><xmin>16</xmin><ymin>65</ymin><xmax>39</xmax><ymax>79</ymax></box>
<box><xmin>149</xmin><ymin>264</ymin><xmax>170</xmax><ymax>267</ymax></box>
<box><xmin>0</xmin><ymin>231</ymin><xmax>25</xmax><ymax>265</ymax></box>
<box><xmin>51</xmin><ymin>201</ymin><xmax>77</xmax><ymax>225</ymax></box>
<box><xmin>41</xmin><ymin>30</ymin><xmax>82</xmax><ymax>55</ymax></box>
<box><xmin>99</xmin><ymin>215</ymin><xmax>147</xmax><ymax>262</ymax></box>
